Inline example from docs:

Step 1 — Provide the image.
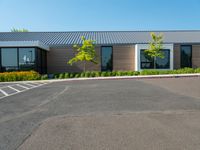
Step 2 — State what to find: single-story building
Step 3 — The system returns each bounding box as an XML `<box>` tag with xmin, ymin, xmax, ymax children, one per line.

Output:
<box><xmin>0</xmin><ymin>31</ymin><xmax>199</xmax><ymax>74</ymax></box>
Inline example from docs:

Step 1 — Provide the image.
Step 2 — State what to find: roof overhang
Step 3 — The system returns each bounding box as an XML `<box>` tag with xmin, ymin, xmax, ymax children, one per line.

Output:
<box><xmin>0</xmin><ymin>41</ymin><xmax>49</xmax><ymax>51</ymax></box>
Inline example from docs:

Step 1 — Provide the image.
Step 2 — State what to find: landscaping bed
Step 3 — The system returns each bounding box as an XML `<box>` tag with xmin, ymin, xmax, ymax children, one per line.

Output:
<box><xmin>0</xmin><ymin>71</ymin><xmax>41</xmax><ymax>82</ymax></box>
<box><xmin>0</xmin><ymin>68</ymin><xmax>200</xmax><ymax>82</ymax></box>
<box><xmin>42</xmin><ymin>67</ymin><xmax>200</xmax><ymax>80</ymax></box>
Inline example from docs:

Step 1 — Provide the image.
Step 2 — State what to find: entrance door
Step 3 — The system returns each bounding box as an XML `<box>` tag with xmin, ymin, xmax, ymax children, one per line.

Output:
<box><xmin>181</xmin><ymin>45</ymin><xmax>192</xmax><ymax>68</ymax></box>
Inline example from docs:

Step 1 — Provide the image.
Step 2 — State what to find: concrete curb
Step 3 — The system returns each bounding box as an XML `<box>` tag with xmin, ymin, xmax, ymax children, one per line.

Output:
<box><xmin>0</xmin><ymin>73</ymin><xmax>200</xmax><ymax>84</ymax></box>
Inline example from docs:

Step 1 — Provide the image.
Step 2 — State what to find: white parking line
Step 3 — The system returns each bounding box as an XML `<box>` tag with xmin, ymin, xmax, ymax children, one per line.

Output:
<box><xmin>7</xmin><ymin>86</ymin><xmax>21</xmax><ymax>92</ymax></box>
<box><xmin>0</xmin><ymin>89</ymin><xmax>9</xmax><ymax>96</ymax></box>
<box><xmin>29</xmin><ymin>83</ymin><xmax>41</xmax><ymax>86</ymax></box>
<box><xmin>23</xmin><ymin>83</ymin><xmax>37</xmax><ymax>87</ymax></box>
<box><xmin>31</xmin><ymin>82</ymin><xmax>45</xmax><ymax>85</ymax></box>
<box><xmin>16</xmin><ymin>84</ymin><xmax>30</xmax><ymax>89</ymax></box>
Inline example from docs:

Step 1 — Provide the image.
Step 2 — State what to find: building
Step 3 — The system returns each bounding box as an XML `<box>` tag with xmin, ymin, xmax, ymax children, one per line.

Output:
<box><xmin>0</xmin><ymin>31</ymin><xmax>199</xmax><ymax>74</ymax></box>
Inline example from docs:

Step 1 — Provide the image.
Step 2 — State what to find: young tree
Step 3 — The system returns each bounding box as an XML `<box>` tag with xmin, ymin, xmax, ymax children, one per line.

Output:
<box><xmin>145</xmin><ymin>32</ymin><xmax>164</xmax><ymax>69</ymax></box>
<box><xmin>68</xmin><ymin>36</ymin><xmax>98</xmax><ymax>72</ymax></box>
<box><xmin>11</xmin><ymin>28</ymin><xmax>29</xmax><ymax>32</ymax></box>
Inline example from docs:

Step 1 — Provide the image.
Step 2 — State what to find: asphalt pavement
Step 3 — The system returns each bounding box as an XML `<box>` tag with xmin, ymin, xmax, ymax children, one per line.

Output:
<box><xmin>0</xmin><ymin>77</ymin><xmax>199</xmax><ymax>150</ymax></box>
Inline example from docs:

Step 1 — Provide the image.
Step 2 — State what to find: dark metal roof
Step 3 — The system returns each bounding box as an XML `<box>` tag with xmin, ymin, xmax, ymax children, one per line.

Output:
<box><xmin>0</xmin><ymin>31</ymin><xmax>200</xmax><ymax>47</ymax></box>
<box><xmin>0</xmin><ymin>41</ymin><xmax>49</xmax><ymax>50</ymax></box>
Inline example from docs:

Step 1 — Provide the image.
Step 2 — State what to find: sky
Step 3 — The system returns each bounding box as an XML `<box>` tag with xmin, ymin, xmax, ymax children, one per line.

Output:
<box><xmin>0</xmin><ymin>0</ymin><xmax>200</xmax><ymax>32</ymax></box>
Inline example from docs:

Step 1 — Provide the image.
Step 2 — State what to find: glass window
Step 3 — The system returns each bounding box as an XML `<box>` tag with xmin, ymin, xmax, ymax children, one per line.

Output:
<box><xmin>101</xmin><ymin>47</ymin><xmax>113</xmax><ymax>71</ymax></box>
<box><xmin>140</xmin><ymin>50</ymin><xmax>154</xmax><ymax>69</ymax></box>
<box><xmin>1</xmin><ymin>48</ymin><xmax>18</xmax><ymax>71</ymax></box>
<box><xmin>140</xmin><ymin>49</ymin><xmax>170</xmax><ymax>69</ymax></box>
<box><xmin>156</xmin><ymin>50</ymin><xmax>170</xmax><ymax>69</ymax></box>
<box><xmin>181</xmin><ymin>45</ymin><xmax>192</xmax><ymax>68</ymax></box>
<box><xmin>0</xmin><ymin>47</ymin><xmax>46</xmax><ymax>73</ymax></box>
<box><xmin>19</xmin><ymin>48</ymin><xmax>36</xmax><ymax>71</ymax></box>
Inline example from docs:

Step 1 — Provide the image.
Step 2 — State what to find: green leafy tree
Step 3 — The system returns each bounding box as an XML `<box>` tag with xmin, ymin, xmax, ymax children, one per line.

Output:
<box><xmin>68</xmin><ymin>36</ymin><xmax>98</xmax><ymax>72</ymax></box>
<box><xmin>11</xmin><ymin>28</ymin><xmax>29</xmax><ymax>32</ymax></box>
<box><xmin>145</xmin><ymin>32</ymin><xmax>164</xmax><ymax>69</ymax></box>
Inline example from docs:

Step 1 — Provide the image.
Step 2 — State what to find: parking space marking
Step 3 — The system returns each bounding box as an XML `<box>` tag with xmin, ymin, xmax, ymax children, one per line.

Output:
<box><xmin>30</xmin><ymin>82</ymin><xmax>44</xmax><ymax>85</ymax></box>
<box><xmin>7</xmin><ymin>86</ymin><xmax>21</xmax><ymax>92</ymax></box>
<box><xmin>23</xmin><ymin>83</ymin><xmax>37</xmax><ymax>87</ymax></box>
<box><xmin>0</xmin><ymin>82</ymin><xmax>50</xmax><ymax>100</ymax></box>
<box><xmin>16</xmin><ymin>84</ymin><xmax>30</xmax><ymax>89</ymax></box>
<box><xmin>0</xmin><ymin>89</ymin><xmax>9</xmax><ymax>96</ymax></box>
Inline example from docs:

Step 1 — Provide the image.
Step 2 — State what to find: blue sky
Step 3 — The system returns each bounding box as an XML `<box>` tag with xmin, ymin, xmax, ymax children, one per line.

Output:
<box><xmin>0</xmin><ymin>0</ymin><xmax>200</xmax><ymax>31</ymax></box>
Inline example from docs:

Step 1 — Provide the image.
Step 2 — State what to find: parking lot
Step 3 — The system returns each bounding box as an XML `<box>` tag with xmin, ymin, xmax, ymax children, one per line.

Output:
<box><xmin>0</xmin><ymin>82</ymin><xmax>49</xmax><ymax>99</ymax></box>
<box><xmin>0</xmin><ymin>77</ymin><xmax>200</xmax><ymax>150</ymax></box>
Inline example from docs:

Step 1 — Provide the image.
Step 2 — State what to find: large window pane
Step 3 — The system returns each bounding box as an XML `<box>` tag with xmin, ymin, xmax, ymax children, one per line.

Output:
<box><xmin>101</xmin><ymin>47</ymin><xmax>113</xmax><ymax>71</ymax></box>
<box><xmin>156</xmin><ymin>50</ymin><xmax>170</xmax><ymax>69</ymax></box>
<box><xmin>140</xmin><ymin>50</ymin><xmax>154</xmax><ymax>69</ymax></box>
<box><xmin>140</xmin><ymin>49</ymin><xmax>170</xmax><ymax>69</ymax></box>
<box><xmin>1</xmin><ymin>48</ymin><xmax>18</xmax><ymax>71</ymax></box>
<box><xmin>19</xmin><ymin>48</ymin><xmax>36</xmax><ymax>71</ymax></box>
<box><xmin>181</xmin><ymin>45</ymin><xmax>192</xmax><ymax>68</ymax></box>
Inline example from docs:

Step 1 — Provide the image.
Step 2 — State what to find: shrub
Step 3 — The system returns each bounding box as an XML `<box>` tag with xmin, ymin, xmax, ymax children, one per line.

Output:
<box><xmin>54</xmin><ymin>74</ymin><xmax>59</xmax><ymax>79</ymax></box>
<box><xmin>59</xmin><ymin>73</ymin><xmax>65</xmax><ymax>79</ymax></box>
<box><xmin>69</xmin><ymin>73</ymin><xmax>75</xmax><ymax>78</ymax></box>
<box><xmin>41</xmin><ymin>74</ymin><xmax>48</xmax><ymax>80</ymax></box>
<box><xmin>106</xmin><ymin>72</ymin><xmax>112</xmax><ymax>76</ymax></box>
<box><xmin>195</xmin><ymin>68</ymin><xmax>200</xmax><ymax>73</ymax></box>
<box><xmin>90</xmin><ymin>71</ymin><xmax>96</xmax><ymax>77</ymax></box>
<box><xmin>0</xmin><ymin>71</ymin><xmax>41</xmax><ymax>82</ymax></box>
<box><xmin>64</xmin><ymin>73</ymin><xmax>70</xmax><ymax>78</ymax></box>
<box><xmin>85</xmin><ymin>71</ymin><xmax>91</xmax><ymax>77</ymax></box>
<box><xmin>111</xmin><ymin>71</ymin><xmax>117</xmax><ymax>76</ymax></box>
<box><xmin>74</xmin><ymin>73</ymin><xmax>80</xmax><ymax>78</ymax></box>
<box><xmin>126</xmin><ymin>71</ymin><xmax>131</xmax><ymax>76</ymax></box>
<box><xmin>140</xmin><ymin>70</ymin><xmax>160</xmax><ymax>75</ymax></box>
<box><xmin>134</xmin><ymin>71</ymin><xmax>140</xmax><ymax>76</ymax></box>
<box><xmin>80</xmin><ymin>72</ymin><xmax>85</xmax><ymax>78</ymax></box>
<box><xmin>94</xmin><ymin>71</ymin><xmax>101</xmax><ymax>77</ymax></box>
<box><xmin>101</xmin><ymin>72</ymin><xmax>107</xmax><ymax>77</ymax></box>
<box><xmin>116</xmin><ymin>71</ymin><xmax>124</xmax><ymax>76</ymax></box>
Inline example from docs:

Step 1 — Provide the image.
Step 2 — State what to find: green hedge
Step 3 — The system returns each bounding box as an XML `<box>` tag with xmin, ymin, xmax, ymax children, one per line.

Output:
<box><xmin>47</xmin><ymin>71</ymin><xmax>140</xmax><ymax>79</ymax></box>
<box><xmin>0</xmin><ymin>68</ymin><xmax>199</xmax><ymax>82</ymax></box>
<box><xmin>0</xmin><ymin>71</ymin><xmax>41</xmax><ymax>82</ymax></box>
<box><xmin>140</xmin><ymin>67</ymin><xmax>200</xmax><ymax>75</ymax></box>
<box><xmin>40</xmin><ymin>68</ymin><xmax>200</xmax><ymax>80</ymax></box>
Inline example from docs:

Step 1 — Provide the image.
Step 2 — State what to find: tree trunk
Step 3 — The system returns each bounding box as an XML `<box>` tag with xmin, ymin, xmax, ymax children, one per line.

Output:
<box><xmin>83</xmin><ymin>61</ymin><xmax>86</xmax><ymax>72</ymax></box>
<box><xmin>154</xmin><ymin>57</ymin><xmax>156</xmax><ymax>69</ymax></box>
